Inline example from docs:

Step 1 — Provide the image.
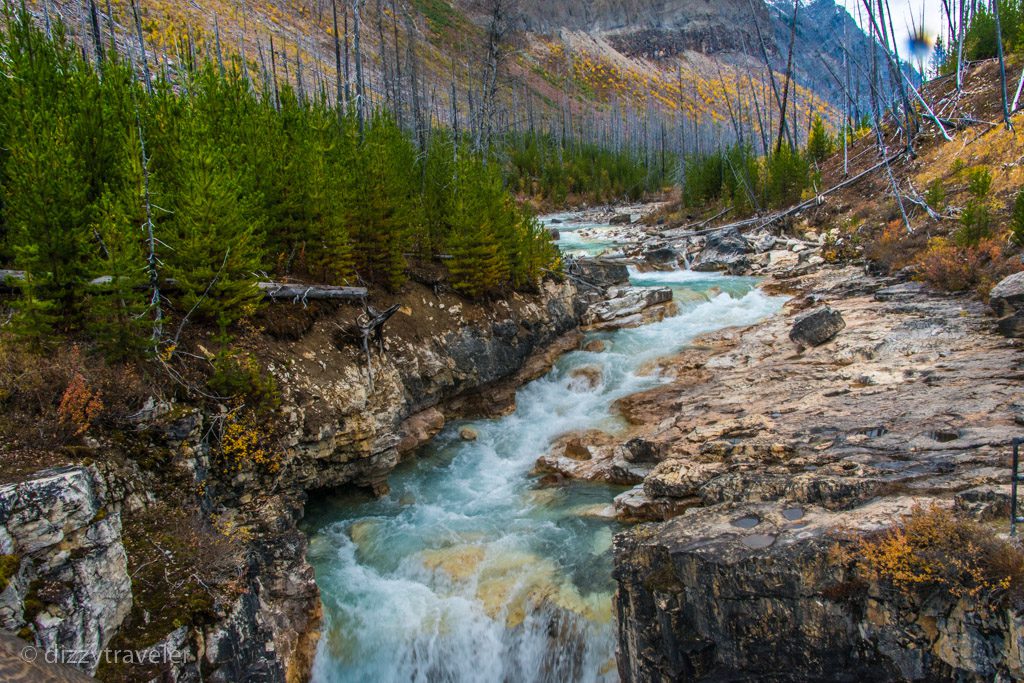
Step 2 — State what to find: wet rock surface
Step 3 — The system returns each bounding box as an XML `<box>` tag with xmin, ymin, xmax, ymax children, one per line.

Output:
<box><xmin>610</xmin><ymin>265</ymin><xmax>1024</xmax><ymax>682</ymax></box>
<box><xmin>690</xmin><ymin>227</ymin><xmax>751</xmax><ymax>274</ymax></box>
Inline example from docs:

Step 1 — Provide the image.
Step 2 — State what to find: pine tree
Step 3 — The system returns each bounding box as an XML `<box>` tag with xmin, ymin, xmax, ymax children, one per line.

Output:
<box><xmin>85</xmin><ymin>188</ymin><xmax>149</xmax><ymax>358</ymax></box>
<box><xmin>2</xmin><ymin>12</ymin><xmax>95</xmax><ymax>337</ymax></box>
<box><xmin>806</xmin><ymin>115</ymin><xmax>835</xmax><ymax>165</ymax></box>
<box><xmin>6</xmin><ymin>112</ymin><xmax>94</xmax><ymax>335</ymax></box>
<box><xmin>351</xmin><ymin>112</ymin><xmax>418</xmax><ymax>290</ymax></box>
<box><xmin>164</xmin><ymin>118</ymin><xmax>264</xmax><ymax>330</ymax></box>
<box><xmin>446</xmin><ymin>148</ymin><xmax>507</xmax><ymax>297</ymax></box>
<box><xmin>305</xmin><ymin>107</ymin><xmax>355</xmax><ymax>284</ymax></box>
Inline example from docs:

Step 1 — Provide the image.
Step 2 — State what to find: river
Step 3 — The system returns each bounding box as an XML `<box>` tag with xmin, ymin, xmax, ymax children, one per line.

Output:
<box><xmin>302</xmin><ymin>213</ymin><xmax>787</xmax><ymax>683</ymax></box>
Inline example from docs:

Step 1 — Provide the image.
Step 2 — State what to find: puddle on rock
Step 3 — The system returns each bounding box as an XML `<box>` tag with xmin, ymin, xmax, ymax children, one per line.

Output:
<box><xmin>731</xmin><ymin>516</ymin><xmax>760</xmax><ymax>529</ymax></box>
<box><xmin>782</xmin><ymin>507</ymin><xmax>804</xmax><ymax>521</ymax></box>
<box><xmin>929</xmin><ymin>429</ymin><xmax>961</xmax><ymax>443</ymax></box>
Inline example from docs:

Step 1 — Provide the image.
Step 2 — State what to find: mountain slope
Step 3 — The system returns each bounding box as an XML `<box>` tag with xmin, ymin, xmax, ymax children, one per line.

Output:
<box><xmin>27</xmin><ymin>0</ymin><xmax>885</xmax><ymax>154</ymax></box>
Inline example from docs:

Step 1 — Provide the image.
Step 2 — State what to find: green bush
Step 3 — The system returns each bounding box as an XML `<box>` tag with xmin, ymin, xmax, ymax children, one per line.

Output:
<box><xmin>956</xmin><ymin>169</ymin><xmax>993</xmax><ymax>247</ymax></box>
<box><xmin>806</xmin><ymin>115</ymin><xmax>836</xmax><ymax>165</ymax></box>
<box><xmin>924</xmin><ymin>179</ymin><xmax>947</xmax><ymax>211</ymax></box>
<box><xmin>207</xmin><ymin>350</ymin><xmax>280</xmax><ymax>415</ymax></box>
<box><xmin>1012</xmin><ymin>188</ymin><xmax>1024</xmax><ymax>246</ymax></box>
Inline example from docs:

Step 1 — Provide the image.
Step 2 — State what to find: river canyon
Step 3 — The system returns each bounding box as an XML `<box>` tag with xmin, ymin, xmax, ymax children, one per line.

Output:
<box><xmin>303</xmin><ymin>212</ymin><xmax>785</xmax><ymax>681</ymax></box>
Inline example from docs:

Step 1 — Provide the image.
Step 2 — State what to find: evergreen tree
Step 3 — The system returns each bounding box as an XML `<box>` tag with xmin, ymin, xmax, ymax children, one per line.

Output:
<box><xmin>446</xmin><ymin>148</ymin><xmax>508</xmax><ymax>297</ymax></box>
<box><xmin>806</xmin><ymin>115</ymin><xmax>835</xmax><ymax>165</ymax></box>
<box><xmin>351</xmin><ymin>112</ymin><xmax>419</xmax><ymax>290</ymax></box>
<box><xmin>164</xmin><ymin>118</ymin><xmax>264</xmax><ymax>330</ymax></box>
<box><xmin>305</xmin><ymin>107</ymin><xmax>355</xmax><ymax>284</ymax></box>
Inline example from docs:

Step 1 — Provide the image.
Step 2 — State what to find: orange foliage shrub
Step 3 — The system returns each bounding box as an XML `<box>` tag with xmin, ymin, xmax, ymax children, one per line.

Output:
<box><xmin>916</xmin><ymin>236</ymin><xmax>1020</xmax><ymax>297</ymax></box>
<box><xmin>856</xmin><ymin>505</ymin><xmax>1024</xmax><ymax>607</ymax></box>
<box><xmin>0</xmin><ymin>337</ymin><xmax>149</xmax><ymax>449</ymax></box>
<box><xmin>57</xmin><ymin>370</ymin><xmax>103</xmax><ymax>438</ymax></box>
<box><xmin>863</xmin><ymin>221</ymin><xmax>930</xmax><ymax>272</ymax></box>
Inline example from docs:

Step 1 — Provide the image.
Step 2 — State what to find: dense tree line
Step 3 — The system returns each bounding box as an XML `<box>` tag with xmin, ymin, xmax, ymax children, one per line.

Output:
<box><xmin>944</xmin><ymin>0</ymin><xmax>1024</xmax><ymax>64</ymax></box>
<box><xmin>504</xmin><ymin>131</ymin><xmax>675</xmax><ymax>206</ymax></box>
<box><xmin>680</xmin><ymin>115</ymin><xmax>835</xmax><ymax>214</ymax></box>
<box><xmin>0</xmin><ymin>10</ymin><xmax>559</xmax><ymax>357</ymax></box>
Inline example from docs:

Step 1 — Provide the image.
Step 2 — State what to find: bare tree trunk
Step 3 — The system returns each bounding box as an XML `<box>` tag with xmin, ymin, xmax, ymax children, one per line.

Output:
<box><xmin>331</xmin><ymin>0</ymin><xmax>345</xmax><ymax>110</ymax></box>
<box><xmin>353</xmin><ymin>0</ymin><xmax>365</xmax><ymax>134</ymax></box>
<box><xmin>390</xmin><ymin>0</ymin><xmax>404</xmax><ymax>129</ymax></box>
<box><xmin>956</xmin><ymin>0</ymin><xmax>966</xmax><ymax>92</ymax></box>
<box><xmin>130</xmin><ymin>0</ymin><xmax>153</xmax><ymax>95</ymax></box>
<box><xmin>747</xmin><ymin>0</ymin><xmax>792</xmax><ymax>150</ymax></box>
<box><xmin>993</xmin><ymin>0</ymin><xmax>1013</xmax><ymax>128</ymax></box>
<box><xmin>775</xmin><ymin>0</ymin><xmax>799</xmax><ymax>152</ymax></box>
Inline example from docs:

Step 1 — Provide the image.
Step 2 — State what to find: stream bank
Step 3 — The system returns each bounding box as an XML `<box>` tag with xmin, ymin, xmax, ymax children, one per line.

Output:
<box><xmin>302</xmin><ymin>267</ymin><xmax>783</xmax><ymax>682</ymax></box>
<box><xmin>609</xmin><ymin>265</ymin><xmax>1024</xmax><ymax>681</ymax></box>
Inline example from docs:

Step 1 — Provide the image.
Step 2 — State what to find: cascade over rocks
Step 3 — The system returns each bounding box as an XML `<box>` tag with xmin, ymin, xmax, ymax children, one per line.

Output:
<box><xmin>1</xmin><ymin>276</ymin><xmax>590</xmax><ymax>682</ymax></box>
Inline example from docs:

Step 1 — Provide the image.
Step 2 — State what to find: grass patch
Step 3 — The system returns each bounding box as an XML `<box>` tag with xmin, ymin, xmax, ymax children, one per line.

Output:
<box><xmin>0</xmin><ymin>554</ymin><xmax>20</xmax><ymax>592</ymax></box>
<box><xmin>410</xmin><ymin>0</ymin><xmax>462</xmax><ymax>33</ymax></box>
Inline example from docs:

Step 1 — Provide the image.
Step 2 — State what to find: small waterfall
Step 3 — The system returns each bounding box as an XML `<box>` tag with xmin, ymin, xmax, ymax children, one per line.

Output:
<box><xmin>304</xmin><ymin>217</ymin><xmax>787</xmax><ymax>683</ymax></box>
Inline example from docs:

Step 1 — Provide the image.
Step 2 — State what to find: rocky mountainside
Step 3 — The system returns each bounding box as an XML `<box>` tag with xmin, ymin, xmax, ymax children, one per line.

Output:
<box><xmin>512</xmin><ymin>0</ymin><xmax>890</xmax><ymax>122</ymax></box>
<box><xmin>28</xmin><ymin>0</ymin><xmax>882</xmax><ymax>154</ymax></box>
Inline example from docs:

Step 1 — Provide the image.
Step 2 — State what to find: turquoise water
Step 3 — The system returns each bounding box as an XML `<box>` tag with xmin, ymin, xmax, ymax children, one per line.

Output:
<box><xmin>303</xmin><ymin>227</ymin><xmax>787</xmax><ymax>683</ymax></box>
<box><xmin>541</xmin><ymin>213</ymin><xmax>633</xmax><ymax>257</ymax></box>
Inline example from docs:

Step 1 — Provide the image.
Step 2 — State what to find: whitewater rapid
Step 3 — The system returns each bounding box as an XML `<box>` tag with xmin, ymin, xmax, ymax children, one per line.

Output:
<box><xmin>304</xmin><ymin>223</ymin><xmax>787</xmax><ymax>683</ymax></box>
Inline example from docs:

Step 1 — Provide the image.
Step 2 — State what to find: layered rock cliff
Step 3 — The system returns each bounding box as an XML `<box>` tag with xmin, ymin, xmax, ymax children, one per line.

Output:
<box><xmin>0</xmin><ymin>276</ymin><xmax>594</xmax><ymax>681</ymax></box>
<box><xmin>608</xmin><ymin>261</ymin><xmax>1024</xmax><ymax>681</ymax></box>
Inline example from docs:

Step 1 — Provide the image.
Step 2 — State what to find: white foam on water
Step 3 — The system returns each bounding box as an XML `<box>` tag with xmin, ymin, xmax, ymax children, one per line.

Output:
<box><xmin>306</xmin><ymin>270</ymin><xmax>787</xmax><ymax>683</ymax></box>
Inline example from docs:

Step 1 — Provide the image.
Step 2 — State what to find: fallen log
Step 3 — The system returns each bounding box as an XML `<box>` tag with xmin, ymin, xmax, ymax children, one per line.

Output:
<box><xmin>666</xmin><ymin>154</ymin><xmax>902</xmax><ymax>240</ymax></box>
<box><xmin>258</xmin><ymin>282</ymin><xmax>367</xmax><ymax>302</ymax></box>
<box><xmin>0</xmin><ymin>271</ymin><xmax>369</xmax><ymax>303</ymax></box>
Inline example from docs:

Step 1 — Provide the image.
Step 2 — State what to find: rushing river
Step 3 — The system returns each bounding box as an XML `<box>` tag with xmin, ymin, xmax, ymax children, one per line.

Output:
<box><xmin>303</xmin><ymin>214</ymin><xmax>787</xmax><ymax>683</ymax></box>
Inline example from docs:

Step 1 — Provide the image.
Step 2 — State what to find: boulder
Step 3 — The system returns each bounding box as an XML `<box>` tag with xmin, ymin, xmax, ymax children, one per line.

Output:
<box><xmin>563</xmin><ymin>439</ymin><xmax>593</xmax><ymax>461</ymax></box>
<box><xmin>642</xmin><ymin>245</ymin><xmax>679</xmax><ymax>265</ymax></box>
<box><xmin>998</xmin><ymin>313</ymin><xmax>1024</xmax><ymax>338</ymax></box>
<box><xmin>568</xmin><ymin>365</ymin><xmax>603</xmax><ymax>391</ymax></box>
<box><xmin>609</xmin><ymin>213</ymin><xmax>633</xmax><ymax>225</ymax></box>
<box><xmin>692</xmin><ymin>227</ymin><xmax>751</xmax><ymax>273</ymax></box>
<box><xmin>583</xmin><ymin>339</ymin><xmax>607</xmax><ymax>353</ymax></box>
<box><xmin>789</xmin><ymin>305</ymin><xmax>845</xmax><ymax>348</ymax></box>
<box><xmin>547</xmin><ymin>228</ymin><xmax>560</xmax><ymax>241</ymax></box>
<box><xmin>396</xmin><ymin>407</ymin><xmax>445</xmax><ymax>456</ymax></box>
<box><xmin>621</xmin><ymin>437</ymin><xmax>664</xmax><ymax>463</ymax></box>
<box><xmin>613</xmin><ymin>486</ymin><xmax>695</xmax><ymax>523</ymax></box>
<box><xmin>584</xmin><ymin>287</ymin><xmax>673</xmax><ymax>325</ymax></box>
<box><xmin>989</xmin><ymin>271</ymin><xmax>1024</xmax><ymax>318</ymax></box>
<box><xmin>750</xmin><ymin>233</ymin><xmax>777</xmax><ymax>253</ymax></box>
<box><xmin>459</xmin><ymin>426</ymin><xmax>478</xmax><ymax>441</ymax></box>
<box><xmin>573</xmin><ymin>259</ymin><xmax>630</xmax><ymax>289</ymax></box>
